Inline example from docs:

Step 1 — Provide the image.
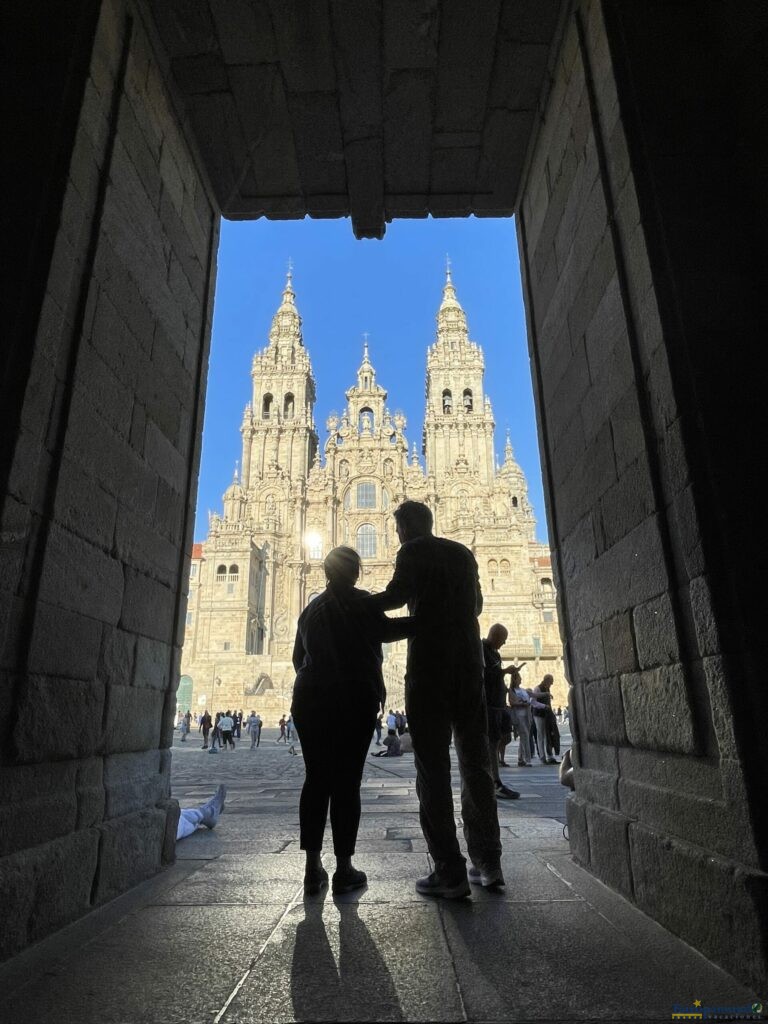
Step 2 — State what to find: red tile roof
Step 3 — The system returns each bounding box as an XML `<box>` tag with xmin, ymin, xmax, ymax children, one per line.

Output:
<box><xmin>191</xmin><ymin>543</ymin><xmax>204</xmax><ymax>560</ymax></box>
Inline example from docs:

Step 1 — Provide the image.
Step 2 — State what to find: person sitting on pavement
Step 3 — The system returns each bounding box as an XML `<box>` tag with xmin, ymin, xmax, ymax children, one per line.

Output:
<box><xmin>559</xmin><ymin>748</ymin><xmax>575</xmax><ymax>790</ymax></box>
<box><xmin>371</xmin><ymin>728</ymin><xmax>402</xmax><ymax>757</ymax></box>
<box><xmin>398</xmin><ymin>729</ymin><xmax>413</xmax><ymax>754</ymax></box>
<box><xmin>291</xmin><ymin>545</ymin><xmax>415</xmax><ymax>896</ymax></box>
<box><xmin>481</xmin><ymin>623</ymin><xmax>520</xmax><ymax>801</ymax></box>
<box><xmin>176</xmin><ymin>785</ymin><xmax>227</xmax><ymax>840</ymax></box>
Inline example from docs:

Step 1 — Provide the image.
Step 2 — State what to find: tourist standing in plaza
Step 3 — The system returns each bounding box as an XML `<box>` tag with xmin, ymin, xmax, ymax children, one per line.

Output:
<box><xmin>481</xmin><ymin>625</ymin><xmax>520</xmax><ymax>800</ymax></box>
<box><xmin>219</xmin><ymin>710</ymin><xmax>235</xmax><ymax>750</ymax></box>
<box><xmin>246</xmin><ymin>710</ymin><xmax>262</xmax><ymax>748</ymax></box>
<box><xmin>180</xmin><ymin>709</ymin><xmax>192</xmax><ymax>742</ymax></box>
<box><xmin>508</xmin><ymin>675</ymin><xmax>545</xmax><ymax>766</ymax></box>
<box><xmin>277</xmin><ymin>715</ymin><xmax>288</xmax><ymax>743</ymax></box>
<box><xmin>199</xmin><ymin>709</ymin><xmax>212</xmax><ymax>749</ymax></box>
<box><xmin>374</xmin><ymin>711</ymin><xmax>383</xmax><ymax>745</ymax></box>
<box><xmin>371</xmin><ymin>500</ymin><xmax>503</xmax><ymax>895</ymax></box>
<box><xmin>291</xmin><ymin>546</ymin><xmax>414</xmax><ymax>896</ymax></box>
<box><xmin>533</xmin><ymin>675</ymin><xmax>560</xmax><ymax>764</ymax></box>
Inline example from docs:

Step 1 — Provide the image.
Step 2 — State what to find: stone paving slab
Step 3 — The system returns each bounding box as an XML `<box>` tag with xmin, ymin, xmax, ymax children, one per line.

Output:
<box><xmin>4</xmin><ymin>904</ymin><xmax>291</xmax><ymax>1024</ymax></box>
<box><xmin>0</xmin><ymin>730</ymin><xmax>759</xmax><ymax>1022</ymax></box>
<box><xmin>222</xmin><ymin>902</ymin><xmax>464</xmax><ymax>1023</ymax></box>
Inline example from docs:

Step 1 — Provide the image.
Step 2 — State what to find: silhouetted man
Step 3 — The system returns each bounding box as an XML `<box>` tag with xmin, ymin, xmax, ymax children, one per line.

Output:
<box><xmin>371</xmin><ymin>500</ymin><xmax>503</xmax><ymax>896</ymax></box>
<box><xmin>482</xmin><ymin>624</ymin><xmax>520</xmax><ymax>800</ymax></box>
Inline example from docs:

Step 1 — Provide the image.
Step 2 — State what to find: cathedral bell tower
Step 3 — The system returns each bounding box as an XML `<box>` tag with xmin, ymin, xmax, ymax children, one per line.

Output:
<box><xmin>240</xmin><ymin>267</ymin><xmax>318</xmax><ymax>488</ymax></box>
<box><xmin>422</xmin><ymin>264</ymin><xmax>496</xmax><ymax>486</ymax></box>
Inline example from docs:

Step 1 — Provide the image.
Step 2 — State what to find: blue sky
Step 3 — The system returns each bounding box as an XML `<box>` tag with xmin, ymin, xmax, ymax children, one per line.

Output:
<box><xmin>195</xmin><ymin>216</ymin><xmax>549</xmax><ymax>543</ymax></box>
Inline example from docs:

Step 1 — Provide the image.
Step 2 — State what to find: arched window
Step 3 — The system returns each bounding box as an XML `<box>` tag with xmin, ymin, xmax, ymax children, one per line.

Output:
<box><xmin>228</xmin><ymin>564</ymin><xmax>239</xmax><ymax>579</ymax></box>
<box><xmin>500</xmin><ymin>559</ymin><xmax>511</xmax><ymax>576</ymax></box>
<box><xmin>283</xmin><ymin>393</ymin><xmax>294</xmax><ymax>419</ymax></box>
<box><xmin>442</xmin><ymin>389</ymin><xmax>453</xmax><ymax>414</ymax></box>
<box><xmin>488</xmin><ymin>559</ymin><xmax>499</xmax><ymax>576</ymax></box>
<box><xmin>262</xmin><ymin>393</ymin><xmax>273</xmax><ymax>419</ymax></box>
<box><xmin>359</xmin><ymin>406</ymin><xmax>373</xmax><ymax>431</ymax></box>
<box><xmin>463</xmin><ymin>388</ymin><xmax>473</xmax><ymax>412</ymax></box>
<box><xmin>216</xmin><ymin>564</ymin><xmax>227</xmax><ymax>579</ymax></box>
<box><xmin>541</xmin><ymin>577</ymin><xmax>553</xmax><ymax>593</ymax></box>
<box><xmin>356</xmin><ymin>523</ymin><xmax>377</xmax><ymax>559</ymax></box>
<box><xmin>306</xmin><ymin>591</ymin><xmax>320</xmax><ymax>606</ymax></box>
<box><xmin>307</xmin><ymin>533</ymin><xmax>323</xmax><ymax>560</ymax></box>
<box><xmin>511</xmin><ymin>496</ymin><xmax>518</xmax><ymax>508</ymax></box>
<box><xmin>357</xmin><ymin>481</ymin><xmax>376</xmax><ymax>508</ymax></box>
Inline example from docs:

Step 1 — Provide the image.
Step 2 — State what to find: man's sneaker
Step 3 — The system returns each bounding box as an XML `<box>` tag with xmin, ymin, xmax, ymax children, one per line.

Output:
<box><xmin>304</xmin><ymin>867</ymin><xmax>329</xmax><ymax>896</ymax></box>
<box><xmin>332</xmin><ymin>866</ymin><xmax>367</xmax><ymax>894</ymax></box>
<box><xmin>415</xmin><ymin>871</ymin><xmax>470</xmax><ymax>899</ymax></box>
<box><xmin>495</xmin><ymin>783</ymin><xmax>520</xmax><ymax>800</ymax></box>
<box><xmin>468</xmin><ymin>864</ymin><xmax>506</xmax><ymax>890</ymax></box>
<box><xmin>547</xmin><ymin>756</ymin><xmax>560</xmax><ymax>764</ymax></box>
<box><xmin>200</xmin><ymin>784</ymin><xmax>227</xmax><ymax>828</ymax></box>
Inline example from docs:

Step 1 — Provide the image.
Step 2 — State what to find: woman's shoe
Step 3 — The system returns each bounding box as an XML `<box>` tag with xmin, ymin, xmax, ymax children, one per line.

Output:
<box><xmin>332</xmin><ymin>866</ymin><xmax>367</xmax><ymax>894</ymax></box>
<box><xmin>303</xmin><ymin>868</ymin><xmax>329</xmax><ymax>896</ymax></box>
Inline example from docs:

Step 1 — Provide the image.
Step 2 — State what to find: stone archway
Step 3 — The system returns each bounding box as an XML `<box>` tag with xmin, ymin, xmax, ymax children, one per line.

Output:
<box><xmin>2</xmin><ymin>0</ymin><xmax>767</xmax><ymax>990</ymax></box>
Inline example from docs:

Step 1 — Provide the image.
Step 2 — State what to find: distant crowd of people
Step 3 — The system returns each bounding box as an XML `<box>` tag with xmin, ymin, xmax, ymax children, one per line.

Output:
<box><xmin>176</xmin><ymin>708</ymin><xmax>302</xmax><ymax>752</ymax></box>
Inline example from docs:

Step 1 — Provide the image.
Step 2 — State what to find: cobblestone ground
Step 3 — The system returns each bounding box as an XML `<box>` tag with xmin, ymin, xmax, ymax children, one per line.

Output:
<box><xmin>2</xmin><ymin>728</ymin><xmax>757</xmax><ymax>1023</ymax></box>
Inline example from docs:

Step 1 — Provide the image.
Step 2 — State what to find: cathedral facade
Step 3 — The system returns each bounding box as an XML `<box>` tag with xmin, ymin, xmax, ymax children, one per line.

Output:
<box><xmin>179</xmin><ymin>270</ymin><xmax>566</xmax><ymax>721</ymax></box>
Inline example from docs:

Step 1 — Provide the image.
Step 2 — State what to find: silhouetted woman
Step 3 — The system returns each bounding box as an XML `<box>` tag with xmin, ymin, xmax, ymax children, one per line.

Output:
<box><xmin>291</xmin><ymin>546</ymin><xmax>414</xmax><ymax>895</ymax></box>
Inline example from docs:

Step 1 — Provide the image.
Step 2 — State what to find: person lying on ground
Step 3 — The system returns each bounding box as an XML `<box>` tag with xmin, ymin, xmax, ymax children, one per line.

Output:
<box><xmin>176</xmin><ymin>785</ymin><xmax>227</xmax><ymax>840</ymax></box>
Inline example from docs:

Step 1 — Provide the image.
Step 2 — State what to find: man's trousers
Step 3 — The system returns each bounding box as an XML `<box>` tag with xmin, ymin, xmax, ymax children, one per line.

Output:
<box><xmin>406</xmin><ymin>674</ymin><xmax>502</xmax><ymax>873</ymax></box>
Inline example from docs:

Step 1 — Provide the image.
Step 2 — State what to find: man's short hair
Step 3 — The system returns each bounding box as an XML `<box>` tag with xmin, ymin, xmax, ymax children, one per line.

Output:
<box><xmin>393</xmin><ymin>500</ymin><xmax>433</xmax><ymax>536</ymax></box>
<box><xmin>324</xmin><ymin>545</ymin><xmax>361</xmax><ymax>585</ymax></box>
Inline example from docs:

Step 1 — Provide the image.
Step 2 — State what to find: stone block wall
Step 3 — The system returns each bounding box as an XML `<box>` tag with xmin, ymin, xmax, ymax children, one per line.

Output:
<box><xmin>0</xmin><ymin>0</ymin><xmax>216</xmax><ymax>958</ymax></box>
<box><xmin>517</xmin><ymin>0</ymin><xmax>768</xmax><ymax>989</ymax></box>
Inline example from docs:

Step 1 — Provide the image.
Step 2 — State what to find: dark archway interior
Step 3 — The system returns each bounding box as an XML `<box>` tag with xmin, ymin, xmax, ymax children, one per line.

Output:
<box><xmin>2</xmin><ymin>0</ymin><xmax>767</xmax><ymax>992</ymax></box>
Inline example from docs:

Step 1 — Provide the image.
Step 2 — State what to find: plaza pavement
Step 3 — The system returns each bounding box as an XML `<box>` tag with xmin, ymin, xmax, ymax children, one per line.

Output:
<box><xmin>0</xmin><ymin>728</ymin><xmax>758</xmax><ymax>1022</ymax></box>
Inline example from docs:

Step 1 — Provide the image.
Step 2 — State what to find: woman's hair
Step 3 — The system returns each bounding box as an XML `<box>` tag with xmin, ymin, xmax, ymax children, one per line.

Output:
<box><xmin>324</xmin><ymin>545</ymin><xmax>361</xmax><ymax>586</ymax></box>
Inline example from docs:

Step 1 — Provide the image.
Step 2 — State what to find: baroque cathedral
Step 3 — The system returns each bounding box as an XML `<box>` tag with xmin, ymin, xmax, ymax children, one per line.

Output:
<box><xmin>179</xmin><ymin>268</ymin><xmax>565</xmax><ymax>720</ymax></box>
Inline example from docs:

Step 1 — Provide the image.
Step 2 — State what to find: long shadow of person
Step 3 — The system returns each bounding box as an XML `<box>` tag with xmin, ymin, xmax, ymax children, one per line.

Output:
<box><xmin>291</xmin><ymin>898</ymin><xmax>403</xmax><ymax>1022</ymax></box>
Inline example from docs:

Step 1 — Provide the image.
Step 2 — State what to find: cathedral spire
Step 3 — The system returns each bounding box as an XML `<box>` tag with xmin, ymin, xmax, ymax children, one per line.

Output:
<box><xmin>504</xmin><ymin>428</ymin><xmax>514</xmax><ymax>464</ymax></box>
<box><xmin>356</xmin><ymin>333</ymin><xmax>376</xmax><ymax>390</ymax></box>
<box><xmin>439</xmin><ymin>255</ymin><xmax>463</xmax><ymax>313</ymax></box>
<box><xmin>435</xmin><ymin>260</ymin><xmax>469</xmax><ymax>348</ymax></box>
<box><xmin>268</xmin><ymin>260</ymin><xmax>303</xmax><ymax>351</ymax></box>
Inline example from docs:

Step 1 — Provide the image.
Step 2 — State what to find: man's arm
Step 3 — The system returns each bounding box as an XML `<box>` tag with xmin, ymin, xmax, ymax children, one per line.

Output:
<box><xmin>369</xmin><ymin>545</ymin><xmax>417</xmax><ymax>612</ymax></box>
<box><xmin>292</xmin><ymin>629</ymin><xmax>305</xmax><ymax>673</ymax></box>
<box><xmin>373</xmin><ymin>613</ymin><xmax>416</xmax><ymax>644</ymax></box>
